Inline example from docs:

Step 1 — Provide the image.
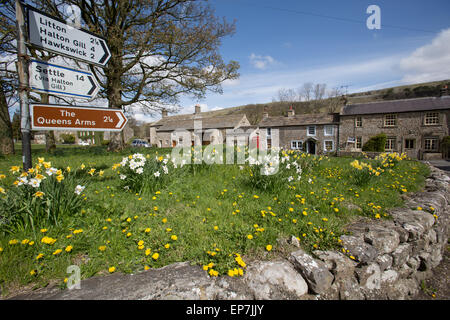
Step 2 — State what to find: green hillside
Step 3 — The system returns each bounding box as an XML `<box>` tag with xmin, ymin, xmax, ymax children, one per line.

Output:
<box><xmin>185</xmin><ymin>79</ymin><xmax>450</xmax><ymax>126</ymax></box>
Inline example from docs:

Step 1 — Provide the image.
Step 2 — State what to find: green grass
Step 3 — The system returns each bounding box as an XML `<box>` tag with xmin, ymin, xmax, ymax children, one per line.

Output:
<box><xmin>0</xmin><ymin>145</ymin><xmax>430</xmax><ymax>296</ymax></box>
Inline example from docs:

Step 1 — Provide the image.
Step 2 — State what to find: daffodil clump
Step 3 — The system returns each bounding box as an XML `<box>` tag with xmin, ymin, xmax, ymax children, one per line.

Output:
<box><xmin>375</xmin><ymin>152</ymin><xmax>408</xmax><ymax>168</ymax></box>
<box><xmin>349</xmin><ymin>152</ymin><xmax>407</xmax><ymax>186</ymax></box>
<box><xmin>245</xmin><ymin>149</ymin><xmax>316</xmax><ymax>191</ymax></box>
<box><xmin>0</xmin><ymin>158</ymin><xmax>86</xmax><ymax>232</ymax></box>
<box><xmin>113</xmin><ymin>153</ymin><xmax>175</xmax><ymax>193</ymax></box>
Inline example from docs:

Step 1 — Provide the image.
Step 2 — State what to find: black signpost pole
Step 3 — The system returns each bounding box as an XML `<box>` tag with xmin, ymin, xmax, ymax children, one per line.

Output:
<box><xmin>16</xmin><ymin>0</ymin><xmax>32</xmax><ymax>171</ymax></box>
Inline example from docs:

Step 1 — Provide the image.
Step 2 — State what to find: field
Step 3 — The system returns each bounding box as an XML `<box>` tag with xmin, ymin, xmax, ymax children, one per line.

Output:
<box><xmin>0</xmin><ymin>145</ymin><xmax>429</xmax><ymax>297</ymax></box>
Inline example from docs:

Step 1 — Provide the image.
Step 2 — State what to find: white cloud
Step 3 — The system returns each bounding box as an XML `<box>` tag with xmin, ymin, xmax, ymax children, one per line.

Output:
<box><xmin>399</xmin><ymin>28</ymin><xmax>450</xmax><ymax>84</ymax></box>
<box><xmin>249</xmin><ymin>53</ymin><xmax>277</xmax><ymax>70</ymax></box>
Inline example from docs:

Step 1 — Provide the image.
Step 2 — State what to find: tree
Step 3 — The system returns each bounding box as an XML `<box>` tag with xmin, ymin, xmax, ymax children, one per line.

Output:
<box><xmin>276</xmin><ymin>88</ymin><xmax>298</xmax><ymax>103</ymax></box>
<box><xmin>33</xmin><ymin>0</ymin><xmax>239</xmax><ymax>150</ymax></box>
<box><xmin>0</xmin><ymin>79</ymin><xmax>15</xmax><ymax>154</ymax></box>
<box><xmin>1</xmin><ymin>0</ymin><xmax>239</xmax><ymax>151</ymax></box>
<box><xmin>0</xmin><ymin>1</ymin><xmax>18</xmax><ymax>155</ymax></box>
<box><xmin>312</xmin><ymin>83</ymin><xmax>326</xmax><ymax>109</ymax></box>
<box><xmin>298</xmin><ymin>82</ymin><xmax>313</xmax><ymax>102</ymax></box>
<box><xmin>326</xmin><ymin>86</ymin><xmax>346</xmax><ymax>113</ymax></box>
<box><xmin>1</xmin><ymin>0</ymin><xmax>59</xmax><ymax>154</ymax></box>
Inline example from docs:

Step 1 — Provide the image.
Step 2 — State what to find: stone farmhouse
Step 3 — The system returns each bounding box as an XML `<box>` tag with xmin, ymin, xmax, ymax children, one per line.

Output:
<box><xmin>258</xmin><ymin>107</ymin><xmax>340</xmax><ymax>154</ymax></box>
<box><xmin>339</xmin><ymin>96</ymin><xmax>450</xmax><ymax>160</ymax></box>
<box><xmin>149</xmin><ymin>96</ymin><xmax>450</xmax><ymax>160</ymax></box>
<box><xmin>149</xmin><ymin>105</ymin><xmax>254</xmax><ymax>148</ymax></box>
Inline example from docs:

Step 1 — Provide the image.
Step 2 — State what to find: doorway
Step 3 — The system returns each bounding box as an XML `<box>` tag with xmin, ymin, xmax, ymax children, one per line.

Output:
<box><xmin>306</xmin><ymin>139</ymin><xmax>316</xmax><ymax>155</ymax></box>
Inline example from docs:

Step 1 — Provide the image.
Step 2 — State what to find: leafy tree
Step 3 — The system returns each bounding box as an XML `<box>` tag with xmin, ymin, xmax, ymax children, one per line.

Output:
<box><xmin>33</xmin><ymin>0</ymin><xmax>240</xmax><ymax>150</ymax></box>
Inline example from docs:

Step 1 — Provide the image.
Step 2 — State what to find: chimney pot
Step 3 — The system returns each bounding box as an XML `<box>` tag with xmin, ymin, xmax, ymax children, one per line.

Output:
<box><xmin>287</xmin><ymin>106</ymin><xmax>295</xmax><ymax>117</ymax></box>
<box><xmin>161</xmin><ymin>109</ymin><xmax>168</xmax><ymax>118</ymax></box>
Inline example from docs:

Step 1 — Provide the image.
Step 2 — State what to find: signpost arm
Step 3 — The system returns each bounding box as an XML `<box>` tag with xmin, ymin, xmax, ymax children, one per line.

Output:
<box><xmin>16</xmin><ymin>0</ymin><xmax>32</xmax><ymax>171</ymax></box>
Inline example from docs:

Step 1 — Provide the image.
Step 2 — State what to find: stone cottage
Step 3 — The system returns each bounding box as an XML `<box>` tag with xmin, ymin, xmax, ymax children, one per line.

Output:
<box><xmin>339</xmin><ymin>96</ymin><xmax>450</xmax><ymax>159</ymax></box>
<box><xmin>149</xmin><ymin>105</ymin><xmax>254</xmax><ymax>148</ymax></box>
<box><xmin>257</xmin><ymin>107</ymin><xmax>340</xmax><ymax>155</ymax></box>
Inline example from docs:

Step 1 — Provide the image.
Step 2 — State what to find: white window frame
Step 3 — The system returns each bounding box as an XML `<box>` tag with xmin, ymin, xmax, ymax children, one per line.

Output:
<box><xmin>307</xmin><ymin>126</ymin><xmax>316</xmax><ymax>136</ymax></box>
<box><xmin>355</xmin><ymin>116</ymin><xmax>362</xmax><ymax>127</ymax></box>
<box><xmin>266</xmin><ymin>127</ymin><xmax>272</xmax><ymax>137</ymax></box>
<box><xmin>323</xmin><ymin>140</ymin><xmax>334</xmax><ymax>152</ymax></box>
<box><xmin>385</xmin><ymin>137</ymin><xmax>396</xmax><ymax>151</ymax></box>
<box><xmin>424</xmin><ymin>138</ymin><xmax>438</xmax><ymax>151</ymax></box>
<box><xmin>384</xmin><ymin>114</ymin><xmax>397</xmax><ymax>127</ymax></box>
<box><xmin>424</xmin><ymin>112</ymin><xmax>439</xmax><ymax>125</ymax></box>
<box><xmin>324</xmin><ymin>125</ymin><xmax>334</xmax><ymax>136</ymax></box>
<box><xmin>356</xmin><ymin>137</ymin><xmax>362</xmax><ymax>149</ymax></box>
<box><xmin>404</xmin><ymin>139</ymin><xmax>415</xmax><ymax>149</ymax></box>
<box><xmin>291</xmin><ymin>140</ymin><xmax>303</xmax><ymax>150</ymax></box>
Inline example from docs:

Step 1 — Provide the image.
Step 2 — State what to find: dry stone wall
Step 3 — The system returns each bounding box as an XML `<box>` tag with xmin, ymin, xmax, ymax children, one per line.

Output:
<box><xmin>12</xmin><ymin>165</ymin><xmax>449</xmax><ymax>300</ymax></box>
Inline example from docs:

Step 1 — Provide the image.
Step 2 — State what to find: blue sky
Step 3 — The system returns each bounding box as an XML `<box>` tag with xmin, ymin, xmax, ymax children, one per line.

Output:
<box><xmin>165</xmin><ymin>0</ymin><xmax>450</xmax><ymax>119</ymax></box>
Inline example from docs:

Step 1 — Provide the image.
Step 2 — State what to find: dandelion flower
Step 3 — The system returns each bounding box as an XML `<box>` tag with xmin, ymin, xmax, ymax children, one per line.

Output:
<box><xmin>108</xmin><ymin>266</ymin><xmax>116</xmax><ymax>273</ymax></box>
<box><xmin>266</xmin><ymin>245</ymin><xmax>272</xmax><ymax>251</ymax></box>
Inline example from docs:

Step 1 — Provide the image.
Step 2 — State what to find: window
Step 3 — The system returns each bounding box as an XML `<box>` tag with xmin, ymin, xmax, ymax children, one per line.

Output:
<box><xmin>424</xmin><ymin>138</ymin><xmax>438</xmax><ymax>151</ymax></box>
<box><xmin>324</xmin><ymin>125</ymin><xmax>334</xmax><ymax>136</ymax></box>
<box><xmin>385</xmin><ymin>137</ymin><xmax>396</xmax><ymax>151</ymax></box>
<box><xmin>266</xmin><ymin>128</ymin><xmax>272</xmax><ymax>137</ymax></box>
<box><xmin>356</xmin><ymin>137</ymin><xmax>362</xmax><ymax>149</ymax></box>
<box><xmin>424</xmin><ymin>112</ymin><xmax>439</xmax><ymax>125</ymax></box>
<box><xmin>291</xmin><ymin>140</ymin><xmax>303</xmax><ymax>150</ymax></box>
<box><xmin>384</xmin><ymin>114</ymin><xmax>397</xmax><ymax>127</ymax></box>
<box><xmin>307</xmin><ymin>126</ymin><xmax>316</xmax><ymax>136</ymax></box>
<box><xmin>404</xmin><ymin>139</ymin><xmax>415</xmax><ymax>149</ymax></box>
<box><xmin>355</xmin><ymin>116</ymin><xmax>362</xmax><ymax>127</ymax></box>
<box><xmin>324</xmin><ymin>140</ymin><xmax>334</xmax><ymax>152</ymax></box>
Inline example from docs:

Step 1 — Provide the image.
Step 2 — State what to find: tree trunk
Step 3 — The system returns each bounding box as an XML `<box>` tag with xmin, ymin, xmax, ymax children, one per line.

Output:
<box><xmin>45</xmin><ymin>130</ymin><xmax>56</xmax><ymax>153</ymax></box>
<box><xmin>0</xmin><ymin>81</ymin><xmax>15</xmax><ymax>155</ymax></box>
<box><xmin>40</xmin><ymin>94</ymin><xmax>56</xmax><ymax>153</ymax></box>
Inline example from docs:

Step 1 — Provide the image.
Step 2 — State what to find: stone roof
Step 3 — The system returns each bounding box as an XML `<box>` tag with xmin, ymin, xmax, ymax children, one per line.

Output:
<box><xmin>153</xmin><ymin>113</ymin><xmax>251</xmax><ymax>131</ymax></box>
<box><xmin>258</xmin><ymin>113</ymin><xmax>339</xmax><ymax>128</ymax></box>
<box><xmin>341</xmin><ymin>96</ymin><xmax>450</xmax><ymax>116</ymax></box>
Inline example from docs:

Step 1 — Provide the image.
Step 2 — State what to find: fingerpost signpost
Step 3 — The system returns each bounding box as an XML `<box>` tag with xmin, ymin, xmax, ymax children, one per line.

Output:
<box><xmin>15</xmin><ymin>0</ymin><xmax>122</xmax><ymax>171</ymax></box>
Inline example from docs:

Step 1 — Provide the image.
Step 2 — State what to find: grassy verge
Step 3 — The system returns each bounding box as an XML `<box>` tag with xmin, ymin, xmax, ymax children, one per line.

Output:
<box><xmin>0</xmin><ymin>145</ymin><xmax>430</xmax><ymax>296</ymax></box>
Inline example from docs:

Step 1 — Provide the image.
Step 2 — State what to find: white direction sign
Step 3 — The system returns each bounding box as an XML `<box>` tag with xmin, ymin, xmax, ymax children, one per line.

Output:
<box><xmin>29</xmin><ymin>59</ymin><xmax>99</xmax><ymax>99</ymax></box>
<box><xmin>27</xmin><ymin>6</ymin><xmax>111</xmax><ymax>67</ymax></box>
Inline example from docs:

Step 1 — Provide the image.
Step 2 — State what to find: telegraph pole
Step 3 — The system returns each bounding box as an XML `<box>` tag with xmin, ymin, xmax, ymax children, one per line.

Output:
<box><xmin>15</xmin><ymin>0</ymin><xmax>32</xmax><ymax>171</ymax></box>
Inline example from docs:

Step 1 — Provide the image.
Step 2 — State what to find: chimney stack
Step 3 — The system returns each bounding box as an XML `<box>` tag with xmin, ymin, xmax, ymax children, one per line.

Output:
<box><xmin>440</xmin><ymin>85</ymin><xmax>448</xmax><ymax>97</ymax></box>
<box><xmin>287</xmin><ymin>105</ymin><xmax>295</xmax><ymax>117</ymax></box>
<box><xmin>194</xmin><ymin>104</ymin><xmax>201</xmax><ymax>114</ymax></box>
<box><xmin>161</xmin><ymin>109</ymin><xmax>168</xmax><ymax>118</ymax></box>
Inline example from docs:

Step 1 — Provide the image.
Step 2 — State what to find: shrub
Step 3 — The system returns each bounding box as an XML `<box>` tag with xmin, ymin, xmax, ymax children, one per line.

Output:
<box><xmin>101</xmin><ymin>140</ymin><xmax>110</xmax><ymax>146</ymax></box>
<box><xmin>60</xmin><ymin>134</ymin><xmax>75</xmax><ymax>144</ymax></box>
<box><xmin>362</xmin><ymin>133</ymin><xmax>387</xmax><ymax>152</ymax></box>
